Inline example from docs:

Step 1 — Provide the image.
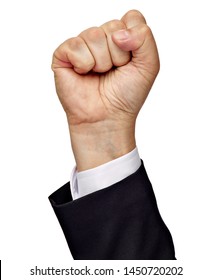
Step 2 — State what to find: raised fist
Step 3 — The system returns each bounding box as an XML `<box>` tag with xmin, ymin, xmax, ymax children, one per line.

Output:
<box><xmin>52</xmin><ymin>10</ymin><xmax>160</xmax><ymax>170</ymax></box>
<box><xmin>52</xmin><ymin>10</ymin><xmax>159</xmax><ymax>124</ymax></box>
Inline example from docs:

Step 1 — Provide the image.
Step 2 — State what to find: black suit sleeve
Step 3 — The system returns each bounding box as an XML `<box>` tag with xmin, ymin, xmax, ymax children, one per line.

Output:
<box><xmin>49</xmin><ymin>161</ymin><xmax>176</xmax><ymax>260</ymax></box>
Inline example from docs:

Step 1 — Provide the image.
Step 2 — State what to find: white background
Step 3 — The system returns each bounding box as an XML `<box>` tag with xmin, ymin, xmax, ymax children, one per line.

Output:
<box><xmin>0</xmin><ymin>0</ymin><xmax>211</xmax><ymax>279</ymax></box>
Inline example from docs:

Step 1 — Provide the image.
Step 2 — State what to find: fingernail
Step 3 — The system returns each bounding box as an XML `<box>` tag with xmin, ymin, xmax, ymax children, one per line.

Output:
<box><xmin>113</xmin><ymin>29</ymin><xmax>129</xmax><ymax>40</ymax></box>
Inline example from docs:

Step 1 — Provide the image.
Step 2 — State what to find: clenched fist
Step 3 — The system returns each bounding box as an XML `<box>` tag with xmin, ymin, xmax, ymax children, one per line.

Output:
<box><xmin>52</xmin><ymin>10</ymin><xmax>160</xmax><ymax>171</ymax></box>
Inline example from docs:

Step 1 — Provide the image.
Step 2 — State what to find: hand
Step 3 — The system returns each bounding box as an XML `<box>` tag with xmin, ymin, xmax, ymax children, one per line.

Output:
<box><xmin>52</xmin><ymin>10</ymin><xmax>160</xmax><ymax>171</ymax></box>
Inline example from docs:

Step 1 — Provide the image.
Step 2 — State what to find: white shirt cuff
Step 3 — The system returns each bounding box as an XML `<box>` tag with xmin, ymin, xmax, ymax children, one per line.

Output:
<box><xmin>70</xmin><ymin>147</ymin><xmax>141</xmax><ymax>200</ymax></box>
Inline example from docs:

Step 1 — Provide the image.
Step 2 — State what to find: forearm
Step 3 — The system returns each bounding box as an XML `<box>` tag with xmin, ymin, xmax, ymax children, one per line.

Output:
<box><xmin>68</xmin><ymin>119</ymin><xmax>136</xmax><ymax>172</ymax></box>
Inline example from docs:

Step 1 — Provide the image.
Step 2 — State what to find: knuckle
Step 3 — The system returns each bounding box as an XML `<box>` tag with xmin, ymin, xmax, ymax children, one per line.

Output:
<box><xmin>113</xmin><ymin>54</ymin><xmax>130</xmax><ymax>67</ymax></box>
<box><xmin>126</xmin><ymin>9</ymin><xmax>147</xmax><ymax>24</ymax></box>
<box><xmin>142</xmin><ymin>25</ymin><xmax>153</xmax><ymax>38</ymax></box>
<box><xmin>74</xmin><ymin>55</ymin><xmax>94</xmax><ymax>72</ymax></box>
<box><xmin>51</xmin><ymin>49</ymin><xmax>61</xmax><ymax>72</ymax></box>
<box><xmin>68</xmin><ymin>38</ymin><xmax>94</xmax><ymax>71</ymax></box>
<box><xmin>68</xmin><ymin>37</ymin><xmax>83</xmax><ymax>51</ymax></box>
<box><xmin>103</xmin><ymin>19</ymin><xmax>125</xmax><ymax>31</ymax></box>
<box><xmin>82</xmin><ymin>27</ymin><xmax>104</xmax><ymax>41</ymax></box>
<box><xmin>93</xmin><ymin>63</ymin><xmax>112</xmax><ymax>73</ymax></box>
<box><xmin>73</xmin><ymin>60</ymin><xmax>84</xmax><ymax>70</ymax></box>
<box><xmin>51</xmin><ymin>62</ymin><xmax>55</xmax><ymax>72</ymax></box>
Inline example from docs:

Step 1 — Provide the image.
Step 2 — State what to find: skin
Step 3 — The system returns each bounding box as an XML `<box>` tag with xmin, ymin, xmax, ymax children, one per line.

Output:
<box><xmin>52</xmin><ymin>10</ymin><xmax>160</xmax><ymax>171</ymax></box>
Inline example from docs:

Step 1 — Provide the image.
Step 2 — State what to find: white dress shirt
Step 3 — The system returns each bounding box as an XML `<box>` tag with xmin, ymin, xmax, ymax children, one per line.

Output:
<box><xmin>70</xmin><ymin>147</ymin><xmax>141</xmax><ymax>200</ymax></box>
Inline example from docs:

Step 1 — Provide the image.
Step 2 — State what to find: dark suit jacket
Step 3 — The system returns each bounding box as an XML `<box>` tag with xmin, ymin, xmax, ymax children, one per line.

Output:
<box><xmin>49</xmin><ymin>161</ymin><xmax>176</xmax><ymax>260</ymax></box>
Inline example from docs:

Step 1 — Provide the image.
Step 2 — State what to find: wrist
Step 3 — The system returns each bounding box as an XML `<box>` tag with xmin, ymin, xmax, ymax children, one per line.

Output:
<box><xmin>68</xmin><ymin>119</ymin><xmax>136</xmax><ymax>172</ymax></box>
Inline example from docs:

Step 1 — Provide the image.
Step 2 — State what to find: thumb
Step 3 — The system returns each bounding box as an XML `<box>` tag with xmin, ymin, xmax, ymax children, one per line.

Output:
<box><xmin>112</xmin><ymin>24</ymin><xmax>160</xmax><ymax>74</ymax></box>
